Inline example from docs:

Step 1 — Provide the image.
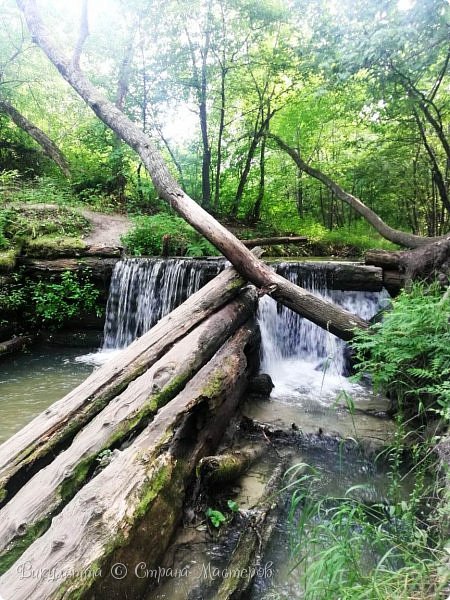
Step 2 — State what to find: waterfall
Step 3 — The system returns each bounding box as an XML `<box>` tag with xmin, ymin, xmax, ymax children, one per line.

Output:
<box><xmin>93</xmin><ymin>259</ymin><xmax>388</xmax><ymax>394</ymax></box>
<box><xmin>258</xmin><ymin>263</ymin><xmax>389</xmax><ymax>403</ymax></box>
<box><xmin>102</xmin><ymin>258</ymin><xmax>225</xmax><ymax>349</ymax></box>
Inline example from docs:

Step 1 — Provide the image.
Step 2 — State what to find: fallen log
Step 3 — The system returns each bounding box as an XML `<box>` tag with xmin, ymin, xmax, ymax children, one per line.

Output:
<box><xmin>0</xmin><ymin>336</ymin><xmax>35</xmax><ymax>360</ymax></box>
<box><xmin>18</xmin><ymin>257</ymin><xmax>118</xmax><ymax>278</ymax></box>
<box><xmin>215</xmin><ymin>458</ymin><xmax>289</xmax><ymax>600</ymax></box>
<box><xmin>365</xmin><ymin>239</ymin><xmax>450</xmax><ymax>286</ymax></box>
<box><xmin>274</xmin><ymin>261</ymin><xmax>383</xmax><ymax>291</ymax></box>
<box><xmin>197</xmin><ymin>445</ymin><xmax>264</xmax><ymax>487</ymax></box>
<box><xmin>0</xmin><ymin>251</ymin><xmax>262</xmax><ymax>506</ymax></box>
<box><xmin>241</xmin><ymin>236</ymin><xmax>307</xmax><ymax>248</ymax></box>
<box><xmin>18</xmin><ymin>0</ymin><xmax>369</xmax><ymax>342</ymax></box>
<box><xmin>0</xmin><ymin>288</ymin><xmax>258</xmax><ymax>572</ymax></box>
<box><xmin>0</xmin><ymin>325</ymin><xmax>256</xmax><ymax>600</ymax></box>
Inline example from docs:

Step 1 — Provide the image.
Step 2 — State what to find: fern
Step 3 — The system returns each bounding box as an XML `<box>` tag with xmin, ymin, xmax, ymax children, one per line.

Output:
<box><xmin>352</xmin><ymin>282</ymin><xmax>450</xmax><ymax>421</ymax></box>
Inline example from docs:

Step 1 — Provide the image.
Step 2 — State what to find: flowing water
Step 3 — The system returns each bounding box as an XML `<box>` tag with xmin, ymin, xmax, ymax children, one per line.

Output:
<box><xmin>0</xmin><ymin>258</ymin><xmax>397</xmax><ymax>599</ymax></box>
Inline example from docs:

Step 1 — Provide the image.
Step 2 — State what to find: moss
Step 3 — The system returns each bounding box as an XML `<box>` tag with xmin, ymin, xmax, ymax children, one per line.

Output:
<box><xmin>23</xmin><ymin>235</ymin><xmax>87</xmax><ymax>257</ymax></box>
<box><xmin>59</xmin><ymin>459</ymin><xmax>93</xmax><ymax>504</ymax></box>
<box><xmin>0</xmin><ymin>248</ymin><xmax>17</xmax><ymax>271</ymax></box>
<box><xmin>0</xmin><ymin>517</ymin><xmax>51</xmax><ymax>575</ymax></box>
<box><xmin>132</xmin><ymin>462</ymin><xmax>172</xmax><ymax>522</ymax></box>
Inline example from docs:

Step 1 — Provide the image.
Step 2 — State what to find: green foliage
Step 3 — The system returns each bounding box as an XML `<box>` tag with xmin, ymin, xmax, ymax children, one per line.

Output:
<box><xmin>206</xmin><ymin>508</ymin><xmax>226</xmax><ymax>528</ymax></box>
<box><xmin>0</xmin><ymin>204</ymin><xmax>90</xmax><ymax>250</ymax></box>
<box><xmin>351</xmin><ymin>283</ymin><xmax>450</xmax><ymax>420</ymax></box>
<box><xmin>0</xmin><ymin>269</ymin><xmax>102</xmax><ymax>329</ymax></box>
<box><xmin>121</xmin><ymin>214</ymin><xmax>218</xmax><ymax>257</ymax></box>
<box><xmin>31</xmin><ymin>271</ymin><xmax>101</xmax><ymax>327</ymax></box>
<box><xmin>227</xmin><ymin>499</ymin><xmax>239</xmax><ymax>513</ymax></box>
<box><xmin>285</xmin><ymin>464</ymin><xmax>442</xmax><ymax>600</ymax></box>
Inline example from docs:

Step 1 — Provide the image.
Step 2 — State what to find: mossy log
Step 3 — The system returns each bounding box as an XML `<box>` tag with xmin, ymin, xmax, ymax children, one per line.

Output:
<box><xmin>0</xmin><ymin>325</ymin><xmax>257</xmax><ymax>600</ymax></box>
<box><xmin>0</xmin><ymin>287</ymin><xmax>258</xmax><ymax>573</ymax></box>
<box><xmin>197</xmin><ymin>446</ymin><xmax>264</xmax><ymax>486</ymax></box>
<box><xmin>0</xmin><ymin>250</ymin><xmax>262</xmax><ymax>505</ymax></box>
<box><xmin>215</xmin><ymin>459</ymin><xmax>289</xmax><ymax>600</ymax></box>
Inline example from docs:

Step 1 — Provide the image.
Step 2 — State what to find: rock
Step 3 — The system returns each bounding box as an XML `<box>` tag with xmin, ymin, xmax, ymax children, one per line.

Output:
<box><xmin>247</xmin><ymin>373</ymin><xmax>274</xmax><ymax>396</ymax></box>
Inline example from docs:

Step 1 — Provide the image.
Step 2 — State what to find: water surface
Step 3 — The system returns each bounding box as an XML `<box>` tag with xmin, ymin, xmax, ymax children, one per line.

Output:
<box><xmin>0</xmin><ymin>345</ymin><xmax>94</xmax><ymax>444</ymax></box>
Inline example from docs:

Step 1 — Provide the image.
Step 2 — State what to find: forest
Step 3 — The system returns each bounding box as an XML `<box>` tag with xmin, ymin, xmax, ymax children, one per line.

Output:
<box><xmin>0</xmin><ymin>0</ymin><xmax>450</xmax><ymax>599</ymax></box>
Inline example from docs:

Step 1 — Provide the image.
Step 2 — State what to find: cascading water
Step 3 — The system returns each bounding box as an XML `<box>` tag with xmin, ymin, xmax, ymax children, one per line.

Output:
<box><xmin>102</xmin><ymin>258</ymin><xmax>225</xmax><ymax>349</ymax></box>
<box><xmin>86</xmin><ymin>258</ymin><xmax>389</xmax><ymax>390</ymax></box>
<box><xmin>259</xmin><ymin>262</ymin><xmax>389</xmax><ymax>404</ymax></box>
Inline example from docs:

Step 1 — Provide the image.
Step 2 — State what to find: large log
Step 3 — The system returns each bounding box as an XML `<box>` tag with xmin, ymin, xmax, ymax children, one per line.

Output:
<box><xmin>0</xmin><ymin>253</ymin><xmax>262</xmax><ymax>505</ymax></box>
<box><xmin>197</xmin><ymin>445</ymin><xmax>264</xmax><ymax>486</ymax></box>
<box><xmin>0</xmin><ymin>325</ymin><xmax>256</xmax><ymax>600</ymax></box>
<box><xmin>17</xmin><ymin>0</ymin><xmax>369</xmax><ymax>342</ymax></box>
<box><xmin>0</xmin><ymin>288</ymin><xmax>258</xmax><ymax>572</ymax></box>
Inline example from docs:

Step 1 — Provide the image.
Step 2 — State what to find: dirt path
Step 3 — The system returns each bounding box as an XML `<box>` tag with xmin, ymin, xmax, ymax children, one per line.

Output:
<box><xmin>82</xmin><ymin>210</ymin><xmax>131</xmax><ymax>246</ymax></box>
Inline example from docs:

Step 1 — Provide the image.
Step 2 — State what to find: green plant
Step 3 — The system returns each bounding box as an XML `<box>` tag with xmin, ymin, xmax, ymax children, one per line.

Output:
<box><xmin>206</xmin><ymin>508</ymin><xmax>226</xmax><ymax>528</ymax></box>
<box><xmin>351</xmin><ymin>282</ymin><xmax>450</xmax><ymax>421</ymax></box>
<box><xmin>121</xmin><ymin>214</ymin><xmax>218</xmax><ymax>257</ymax></box>
<box><xmin>286</xmin><ymin>465</ymin><xmax>442</xmax><ymax>600</ymax></box>
<box><xmin>31</xmin><ymin>270</ymin><xmax>101</xmax><ymax>327</ymax></box>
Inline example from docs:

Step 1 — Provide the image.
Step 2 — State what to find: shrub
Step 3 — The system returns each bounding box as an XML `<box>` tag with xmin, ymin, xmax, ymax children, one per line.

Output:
<box><xmin>0</xmin><ymin>269</ymin><xmax>102</xmax><ymax>328</ymax></box>
<box><xmin>121</xmin><ymin>214</ymin><xmax>218</xmax><ymax>257</ymax></box>
<box><xmin>351</xmin><ymin>282</ymin><xmax>450</xmax><ymax>421</ymax></box>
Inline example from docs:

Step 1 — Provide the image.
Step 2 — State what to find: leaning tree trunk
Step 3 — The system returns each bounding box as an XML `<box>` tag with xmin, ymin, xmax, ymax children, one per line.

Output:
<box><xmin>269</xmin><ymin>133</ymin><xmax>450</xmax><ymax>249</ymax></box>
<box><xmin>0</xmin><ymin>99</ymin><xmax>70</xmax><ymax>177</ymax></box>
<box><xmin>16</xmin><ymin>0</ymin><xmax>368</xmax><ymax>342</ymax></box>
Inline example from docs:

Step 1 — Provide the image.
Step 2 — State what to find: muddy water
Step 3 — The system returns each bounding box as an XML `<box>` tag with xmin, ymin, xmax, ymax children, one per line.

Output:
<box><xmin>0</xmin><ymin>345</ymin><xmax>93</xmax><ymax>444</ymax></box>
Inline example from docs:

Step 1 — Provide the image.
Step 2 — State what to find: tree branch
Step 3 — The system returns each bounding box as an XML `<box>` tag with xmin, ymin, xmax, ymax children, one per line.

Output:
<box><xmin>0</xmin><ymin>98</ymin><xmax>70</xmax><ymax>177</ymax></box>
<box><xmin>72</xmin><ymin>0</ymin><xmax>89</xmax><ymax>69</ymax></box>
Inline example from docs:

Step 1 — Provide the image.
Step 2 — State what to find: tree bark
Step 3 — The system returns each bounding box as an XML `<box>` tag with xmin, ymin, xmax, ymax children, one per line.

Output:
<box><xmin>269</xmin><ymin>133</ymin><xmax>450</xmax><ymax>249</ymax></box>
<box><xmin>0</xmin><ymin>256</ymin><xmax>261</xmax><ymax>505</ymax></box>
<box><xmin>197</xmin><ymin>445</ymin><xmax>264</xmax><ymax>486</ymax></box>
<box><xmin>215</xmin><ymin>458</ymin><xmax>288</xmax><ymax>600</ymax></box>
<box><xmin>0</xmin><ymin>99</ymin><xmax>70</xmax><ymax>177</ymax></box>
<box><xmin>0</xmin><ymin>288</ymin><xmax>257</xmax><ymax>572</ymax></box>
<box><xmin>241</xmin><ymin>235</ymin><xmax>307</xmax><ymax>247</ymax></box>
<box><xmin>16</xmin><ymin>0</ymin><xmax>369</xmax><ymax>342</ymax></box>
<box><xmin>0</xmin><ymin>325</ymin><xmax>256</xmax><ymax>600</ymax></box>
<box><xmin>365</xmin><ymin>238</ymin><xmax>450</xmax><ymax>285</ymax></box>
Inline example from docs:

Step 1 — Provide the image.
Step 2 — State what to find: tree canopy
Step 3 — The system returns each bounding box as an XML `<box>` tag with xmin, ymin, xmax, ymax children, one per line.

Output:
<box><xmin>1</xmin><ymin>0</ymin><xmax>449</xmax><ymax>245</ymax></box>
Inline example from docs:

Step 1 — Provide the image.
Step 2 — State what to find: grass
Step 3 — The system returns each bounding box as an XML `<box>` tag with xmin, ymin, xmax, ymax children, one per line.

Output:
<box><xmin>0</xmin><ymin>249</ymin><xmax>17</xmax><ymax>271</ymax></box>
<box><xmin>284</xmin><ymin>464</ymin><xmax>445</xmax><ymax>600</ymax></box>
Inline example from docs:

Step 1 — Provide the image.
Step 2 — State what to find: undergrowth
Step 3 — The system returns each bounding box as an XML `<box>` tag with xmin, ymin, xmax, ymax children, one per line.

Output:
<box><xmin>285</xmin><ymin>282</ymin><xmax>450</xmax><ymax>599</ymax></box>
<box><xmin>121</xmin><ymin>213</ymin><xmax>219</xmax><ymax>257</ymax></box>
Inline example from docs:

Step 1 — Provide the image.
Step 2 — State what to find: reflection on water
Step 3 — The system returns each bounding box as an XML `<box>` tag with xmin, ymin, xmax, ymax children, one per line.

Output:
<box><xmin>0</xmin><ymin>345</ymin><xmax>94</xmax><ymax>444</ymax></box>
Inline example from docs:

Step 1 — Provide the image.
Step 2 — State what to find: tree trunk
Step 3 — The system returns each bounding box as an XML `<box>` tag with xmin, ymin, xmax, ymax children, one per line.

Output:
<box><xmin>215</xmin><ymin>458</ymin><xmax>289</xmax><ymax>600</ymax></box>
<box><xmin>0</xmin><ymin>99</ymin><xmax>70</xmax><ymax>177</ymax></box>
<box><xmin>16</xmin><ymin>0</ymin><xmax>369</xmax><ymax>342</ymax></box>
<box><xmin>269</xmin><ymin>133</ymin><xmax>450</xmax><ymax>249</ymax></box>
<box><xmin>0</xmin><ymin>255</ymin><xmax>261</xmax><ymax>505</ymax></box>
<box><xmin>0</xmin><ymin>325</ymin><xmax>257</xmax><ymax>600</ymax></box>
<box><xmin>197</xmin><ymin>445</ymin><xmax>264</xmax><ymax>486</ymax></box>
<box><xmin>365</xmin><ymin>238</ymin><xmax>450</xmax><ymax>285</ymax></box>
<box><xmin>0</xmin><ymin>288</ymin><xmax>257</xmax><ymax>572</ymax></box>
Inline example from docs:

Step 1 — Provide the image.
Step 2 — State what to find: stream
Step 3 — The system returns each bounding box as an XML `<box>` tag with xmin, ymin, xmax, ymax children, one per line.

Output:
<box><xmin>0</xmin><ymin>258</ymin><xmax>401</xmax><ymax>598</ymax></box>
